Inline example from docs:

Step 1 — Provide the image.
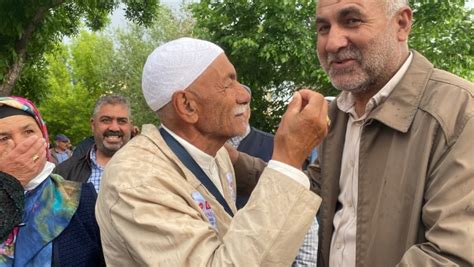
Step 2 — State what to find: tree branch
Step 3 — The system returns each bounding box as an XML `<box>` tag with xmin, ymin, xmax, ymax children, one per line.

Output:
<box><xmin>1</xmin><ymin>0</ymin><xmax>66</xmax><ymax>96</ymax></box>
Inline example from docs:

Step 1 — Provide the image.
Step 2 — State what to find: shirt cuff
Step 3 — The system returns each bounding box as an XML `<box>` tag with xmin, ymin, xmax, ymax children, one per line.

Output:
<box><xmin>267</xmin><ymin>160</ymin><xmax>310</xmax><ymax>189</ymax></box>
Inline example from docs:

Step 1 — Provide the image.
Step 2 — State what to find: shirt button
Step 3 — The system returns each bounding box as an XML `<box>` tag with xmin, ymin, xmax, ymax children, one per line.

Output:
<box><xmin>336</xmin><ymin>242</ymin><xmax>343</xmax><ymax>249</ymax></box>
<box><xmin>349</xmin><ymin>159</ymin><xmax>354</xmax><ymax>166</ymax></box>
<box><xmin>348</xmin><ymin>201</ymin><xmax>353</xmax><ymax>208</ymax></box>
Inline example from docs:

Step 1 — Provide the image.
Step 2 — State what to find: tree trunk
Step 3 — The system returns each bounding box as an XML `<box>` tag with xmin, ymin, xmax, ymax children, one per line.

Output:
<box><xmin>0</xmin><ymin>0</ymin><xmax>65</xmax><ymax>96</ymax></box>
<box><xmin>0</xmin><ymin>51</ymin><xmax>26</xmax><ymax>96</ymax></box>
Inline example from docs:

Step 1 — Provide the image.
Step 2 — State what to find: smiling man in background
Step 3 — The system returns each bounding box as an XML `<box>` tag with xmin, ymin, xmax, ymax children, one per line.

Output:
<box><xmin>55</xmin><ymin>95</ymin><xmax>133</xmax><ymax>192</ymax></box>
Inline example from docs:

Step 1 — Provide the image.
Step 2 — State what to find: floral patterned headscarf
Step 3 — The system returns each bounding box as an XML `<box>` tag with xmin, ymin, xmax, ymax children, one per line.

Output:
<box><xmin>0</xmin><ymin>97</ymin><xmax>80</xmax><ymax>265</ymax></box>
<box><xmin>0</xmin><ymin>96</ymin><xmax>51</xmax><ymax>161</ymax></box>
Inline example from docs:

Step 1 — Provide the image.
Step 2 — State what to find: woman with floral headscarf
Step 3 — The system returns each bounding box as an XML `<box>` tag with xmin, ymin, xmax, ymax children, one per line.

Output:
<box><xmin>0</xmin><ymin>96</ymin><xmax>104</xmax><ymax>266</ymax></box>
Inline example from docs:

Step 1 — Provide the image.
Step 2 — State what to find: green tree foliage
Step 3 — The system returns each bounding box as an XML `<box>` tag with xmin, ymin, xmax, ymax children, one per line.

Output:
<box><xmin>69</xmin><ymin>30</ymin><xmax>115</xmax><ymax>96</ymax></box>
<box><xmin>107</xmin><ymin>6</ymin><xmax>194</xmax><ymax>128</ymax></box>
<box><xmin>409</xmin><ymin>0</ymin><xmax>473</xmax><ymax>81</ymax></box>
<box><xmin>39</xmin><ymin>31</ymin><xmax>115</xmax><ymax>144</ymax></box>
<box><xmin>38</xmin><ymin>6</ymin><xmax>194</xmax><ymax>144</ymax></box>
<box><xmin>191</xmin><ymin>0</ymin><xmax>473</xmax><ymax>132</ymax></box>
<box><xmin>0</xmin><ymin>0</ymin><xmax>159</xmax><ymax>97</ymax></box>
<box><xmin>191</xmin><ymin>0</ymin><xmax>332</xmax><ymax>132</ymax></box>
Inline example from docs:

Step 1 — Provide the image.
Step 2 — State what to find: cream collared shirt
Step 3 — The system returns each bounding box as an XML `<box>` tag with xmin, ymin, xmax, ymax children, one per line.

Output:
<box><xmin>161</xmin><ymin>126</ymin><xmax>310</xmax><ymax>195</ymax></box>
<box><xmin>329</xmin><ymin>53</ymin><xmax>413</xmax><ymax>267</ymax></box>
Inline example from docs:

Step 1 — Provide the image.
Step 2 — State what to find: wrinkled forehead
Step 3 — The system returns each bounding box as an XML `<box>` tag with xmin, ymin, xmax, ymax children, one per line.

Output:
<box><xmin>317</xmin><ymin>0</ymin><xmax>381</xmax><ymax>12</ymax></box>
<box><xmin>316</xmin><ymin>0</ymin><xmax>386</xmax><ymax>20</ymax></box>
<box><xmin>317</xmin><ymin>0</ymin><xmax>343</xmax><ymax>8</ymax></box>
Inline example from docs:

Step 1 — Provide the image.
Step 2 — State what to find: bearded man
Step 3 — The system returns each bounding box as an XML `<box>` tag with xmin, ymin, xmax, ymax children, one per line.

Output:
<box><xmin>234</xmin><ymin>0</ymin><xmax>474</xmax><ymax>266</ymax></box>
<box><xmin>55</xmin><ymin>95</ymin><xmax>133</xmax><ymax>192</ymax></box>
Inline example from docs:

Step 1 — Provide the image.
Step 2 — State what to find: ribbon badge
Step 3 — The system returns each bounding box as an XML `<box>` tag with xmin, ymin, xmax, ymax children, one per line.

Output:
<box><xmin>191</xmin><ymin>191</ymin><xmax>217</xmax><ymax>229</ymax></box>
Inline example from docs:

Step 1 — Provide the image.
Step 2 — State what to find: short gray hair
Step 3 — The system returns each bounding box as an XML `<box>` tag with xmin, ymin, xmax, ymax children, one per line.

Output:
<box><xmin>92</xmin><ymin>95</ymin><xmax>131</xmax><ymax>118</ymax></box>
<box><xmin>385</xmin><ymin>0</ymin><xmax>409</xmax><ymax>16</ymax></box>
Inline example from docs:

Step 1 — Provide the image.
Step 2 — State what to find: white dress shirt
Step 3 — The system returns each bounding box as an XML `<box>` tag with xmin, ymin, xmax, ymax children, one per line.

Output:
<box><xmin>329</xmin><ymin>53</ymin><xmax>413</xmax><ymax>267</ymax></box>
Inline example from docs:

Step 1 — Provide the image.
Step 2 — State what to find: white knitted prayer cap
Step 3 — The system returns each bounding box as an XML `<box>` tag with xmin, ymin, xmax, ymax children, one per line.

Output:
<box><xmin>142</xmin><ymin>37</ymin><xmax>224</xmax><ymax>111</ymax></box>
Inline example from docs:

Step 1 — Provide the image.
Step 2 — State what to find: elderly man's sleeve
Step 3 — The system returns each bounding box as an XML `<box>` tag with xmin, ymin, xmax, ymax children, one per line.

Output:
<box><xmin>397</xmin><ymin>117</ymin><xmax>474</xmax><ymax>266</ymax></box>
<box><xmin>103</xmin><ymin>167</ymin><xmax>321</xmax><ymax>266</ymax></box>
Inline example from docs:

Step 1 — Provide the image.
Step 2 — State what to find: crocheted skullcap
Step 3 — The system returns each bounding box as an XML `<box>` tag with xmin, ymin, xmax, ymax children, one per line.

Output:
<box><xmin>142</xmin><ymin>37</ymin><xmax>224</xmax><ymax>111</ymax></box>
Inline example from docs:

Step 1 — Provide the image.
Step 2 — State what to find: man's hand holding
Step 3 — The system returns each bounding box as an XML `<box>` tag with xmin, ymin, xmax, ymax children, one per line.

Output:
<box><xmin>272</xmin><ymin>89</ymin><xmax>329</xmax><ymax>169</ymax></box>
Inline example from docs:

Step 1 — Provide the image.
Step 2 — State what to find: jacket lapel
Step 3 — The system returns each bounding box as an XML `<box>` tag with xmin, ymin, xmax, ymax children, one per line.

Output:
<box><xmin>319</xmin><ymin>101</ymin><xmax>348</xmax><ymax>266</ymax></box>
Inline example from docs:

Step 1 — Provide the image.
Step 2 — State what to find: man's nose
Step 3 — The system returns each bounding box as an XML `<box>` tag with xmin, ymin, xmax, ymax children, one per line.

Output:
<box><xmin>237</xmin><ymin>83</ymin><xmax>251</xmax><ymax>105</ymax></box>
<box><xmin>324</xmin><ymin>26</ymin><xmax>349</xmax><ymax>54</ymax></box>
<box><xmin>108</xmin><ymin>120</ymin><xmax>121</xmax><ymax>131</ymax></box>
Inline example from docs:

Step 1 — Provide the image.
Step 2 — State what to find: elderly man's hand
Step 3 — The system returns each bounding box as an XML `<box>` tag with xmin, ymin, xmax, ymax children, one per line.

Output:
<box><xmin>272</xmin><ymin>89</ymin><xmax>328</xmax><ymax>169</ymax></box>
<box><xmin>0</xmin><ymin>135</ymin><xmax>47</xmax><ymax>187</ymax></box>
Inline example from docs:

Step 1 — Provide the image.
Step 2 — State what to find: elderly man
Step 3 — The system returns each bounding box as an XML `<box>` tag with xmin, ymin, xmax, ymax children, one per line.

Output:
<box><xmin>235</xmin><ymin>0</ymin><xmax>474</xmax><ymax>266</ymax></box>
<box><xmin>55</xmin><ymin>95</ymin><xmax>133</xmax><ymax>192</ymax></box>
<box><xmin>95</xmin><ymin>37</ymin><xmax>329</xmax><ymax>266</ymax></box>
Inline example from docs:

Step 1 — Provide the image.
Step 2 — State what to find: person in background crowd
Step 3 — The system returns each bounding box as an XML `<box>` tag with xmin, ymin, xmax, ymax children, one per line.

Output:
<box><xmin>234</xmin><ymin>0</ymin><xmax>474</xmax><ymax>266</ymax></box>
<box><xmin>49</xmin><ymin>134</ymin><xmax>72</xmax><ymax>165</ymax></box>
<box><xmin>95</xmin><ymin>37</ymin><xmax>328</xmax><ymax>266</ymax></box>
<box><xmin>55</xmin><ymin>95</ymin><xmax>133</xmax><ymax>192</ymax></box>
<box><xmin>0</xmin><ymin>96</ymin><xmax>104</xmax><ymax>266</ymax></box>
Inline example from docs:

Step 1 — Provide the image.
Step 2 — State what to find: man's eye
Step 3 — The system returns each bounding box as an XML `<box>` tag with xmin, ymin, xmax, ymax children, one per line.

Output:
<box><xmin>118</xmin><ymin>119</ymin><xmax>128</xmax><ymax>125</ymax></box>
<box><xmin>224</xmin><ymin>82</ymin><xmax>232</xmax><ymax>89</ymax></box>
<box><xmin>317</xmin><ymin>25</ymin><xmax>330</xmax><ymax>34</ymax></box>
<box><xmin>101</xmin><ymin>118</ymin><xmax>111</xmax><ymax>123</ymax></box>
<box><xmin>0</xmin><ymin>136</ymin><xmax>9</xmax><ymax>143</ymax></box>
<box><xmin>346</xmin><ymin>19</ymin><xmax>362</xmax><ymax>26</ymax></box>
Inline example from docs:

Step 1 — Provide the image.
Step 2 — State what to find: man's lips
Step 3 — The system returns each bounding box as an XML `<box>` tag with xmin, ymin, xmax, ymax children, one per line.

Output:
<box><xmin>104</xmin><ymin>135</ymin><xmax>122</xmax><ymax>143</ymax></box>
<box><xmin>329</xmin><ymin>58</ymin><xmax>357</xmax><ymax>69</ymax></box>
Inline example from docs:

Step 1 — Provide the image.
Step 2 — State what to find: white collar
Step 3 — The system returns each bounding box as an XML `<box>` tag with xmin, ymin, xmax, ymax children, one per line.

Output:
<box><xmin>24</xmin><ymin>161</ymin><xmax>55</xmax><ymax>191</ymax></box>
<box><xmin>160</xmin><ymin>125</ymin><xmax>217</xmax><ymax>171</ymax></box>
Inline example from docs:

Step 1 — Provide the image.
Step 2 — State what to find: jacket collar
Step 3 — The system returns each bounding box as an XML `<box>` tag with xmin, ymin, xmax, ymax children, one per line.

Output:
<box><xmin>368</xmin><ymin>51</ymin><xmax>434</xmax><ymax>133</ymax></box>
<box><xmin>140</xmin><ymin>124</ymin><xmax>210</xmax><ymax>189</ymax></box>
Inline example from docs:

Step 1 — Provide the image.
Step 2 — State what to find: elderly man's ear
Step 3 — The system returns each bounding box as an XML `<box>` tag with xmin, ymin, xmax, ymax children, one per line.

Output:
<box><xmin>172</xmin><ymin>91</ymin><xmax>199</xmax><ymax>123</ymax></box>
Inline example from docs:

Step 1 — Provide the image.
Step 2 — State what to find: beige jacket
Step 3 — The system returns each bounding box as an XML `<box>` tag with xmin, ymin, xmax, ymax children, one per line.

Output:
<box><xmin>95</xmin><ymin>125</ymin><xmax>321</xmax><ymax>266</ymax></box>
<box><xmin>235</xmin><ymin>51</ymin><xmax>474</xmax><ymax>266</ymax></box>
